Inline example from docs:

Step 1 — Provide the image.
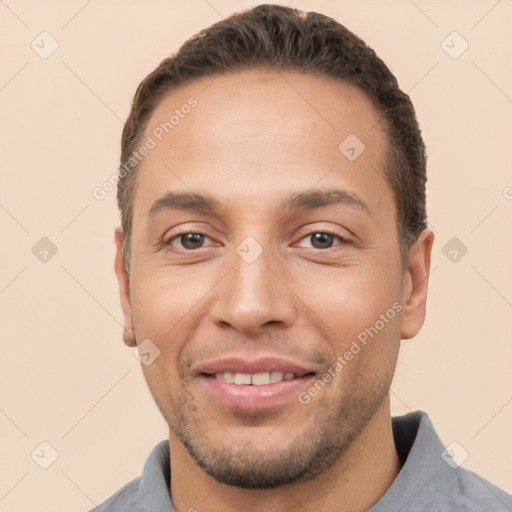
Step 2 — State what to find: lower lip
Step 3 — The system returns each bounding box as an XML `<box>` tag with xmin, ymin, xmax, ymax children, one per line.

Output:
<box><xmin>200</xmin><ymin>375</ymin><xmax>315</xmax><ymax>411</ymax></box>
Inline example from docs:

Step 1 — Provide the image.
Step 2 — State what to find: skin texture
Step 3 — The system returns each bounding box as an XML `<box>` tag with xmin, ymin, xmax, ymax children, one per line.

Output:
<box><xmin>115</xmin><ymin>70</ymin><xmax>434</xmax><ymax>512</ymax></box>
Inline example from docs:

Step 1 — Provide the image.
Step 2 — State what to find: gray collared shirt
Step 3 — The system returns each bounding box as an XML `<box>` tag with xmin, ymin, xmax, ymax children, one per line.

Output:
<box><xmin>90</xmin><ymin>410</ymin><xmax>512</xmax><ymax>511</ymax></box>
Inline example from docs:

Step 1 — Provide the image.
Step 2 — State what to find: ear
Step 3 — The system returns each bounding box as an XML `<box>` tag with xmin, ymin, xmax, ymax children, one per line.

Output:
<box><xmin>400</xmin><ymin>228</ymin><xmax>435</xmax><ymax>340</ymax></box>
<box><xmin>114</xmin><ymin>227</ymin><xmax>136</xmax><ymax>347</ymax></box>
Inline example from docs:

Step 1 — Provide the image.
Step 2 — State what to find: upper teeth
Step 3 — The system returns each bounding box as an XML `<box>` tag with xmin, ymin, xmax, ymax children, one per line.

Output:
<box><xmin>215</xmin><ymin>371</ymin><xmax>296</xmax><ymax>385</ymax></box>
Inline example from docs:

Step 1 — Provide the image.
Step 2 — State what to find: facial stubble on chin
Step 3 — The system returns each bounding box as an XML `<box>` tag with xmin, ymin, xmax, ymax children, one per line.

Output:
<box><xmin>148</xmin><ymin>365</ymin><xmax>394</xmax><ymax>490</ymax></box>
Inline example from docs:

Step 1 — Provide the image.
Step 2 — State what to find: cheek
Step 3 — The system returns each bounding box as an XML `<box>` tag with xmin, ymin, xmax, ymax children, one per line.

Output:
<box><xmin>305</xmin><ymin>272</ymin><xmax>402</xmax><ymax>400</ymax></box>
<box><xmin>129</xmin><ymin>264</ymin><xmax>216</xmax><ymax>338</ymax></box>
<box><xmin>129</xmin><ymin>265</ymin><xmax>225</xmax><ymax>390</ymax></box>
<box><xmin>127</xmin><ymin>275</ymin><xmax>191</xmax><ymax>390</ymax></box>
<box><xmin>294</xmin><ymin>260</ymin><xmax>403</xmax><ymax>341</ymax></box>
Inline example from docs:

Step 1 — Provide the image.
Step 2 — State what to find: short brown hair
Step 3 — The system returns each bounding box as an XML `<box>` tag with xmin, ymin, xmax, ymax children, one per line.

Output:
<box><xmin>118</xmin><ymin>4</ymin><xmax>427</xmax><ymax>267</ymax></box>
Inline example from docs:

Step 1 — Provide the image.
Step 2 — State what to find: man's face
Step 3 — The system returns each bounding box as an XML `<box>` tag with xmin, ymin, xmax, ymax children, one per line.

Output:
<box><xmin>116</xmin><ymin>71</ymin><xmax>423</xmax><ymax>488</ymax></box>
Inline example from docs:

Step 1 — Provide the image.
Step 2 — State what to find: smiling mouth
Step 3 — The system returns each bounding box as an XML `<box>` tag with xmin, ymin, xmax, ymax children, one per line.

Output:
<box><xmin>199</xmin><ymin>367</ymin><xmax>317</xmax><ymax>411</ymax></box>
<box><xmin>207</xmin><ymin>371</ymin><xmax>305</xmax><ymax>385</ymax></box>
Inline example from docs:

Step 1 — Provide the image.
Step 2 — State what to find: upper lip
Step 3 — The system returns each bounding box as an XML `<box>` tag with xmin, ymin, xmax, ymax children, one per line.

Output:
<box><xmin>196</xmin><ymin>356</ymin><xmax>316</xmax><ymax>378</ymax></box>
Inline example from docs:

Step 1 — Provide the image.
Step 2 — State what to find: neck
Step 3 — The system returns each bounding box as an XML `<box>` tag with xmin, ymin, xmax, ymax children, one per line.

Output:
<box><xmin>169</xmin><ymin>396</ymin><xmax>400</xmax><ymax>512</ymax></box>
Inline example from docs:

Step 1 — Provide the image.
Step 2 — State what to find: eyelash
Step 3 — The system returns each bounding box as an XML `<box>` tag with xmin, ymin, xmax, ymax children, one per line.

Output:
<box><xmin>295</xmin><ymin>231</ymin><xmax>349</xmax><ymax>249</ymax></box>
<box><xmin>164</xmin><ymin>231</ymin><xmax>218</xmax><ymax>251</ymax></box>
<box><xmin>163</xmin><ymin>230</ymin><xmax>349</xmax><ymax>251</ymax></box>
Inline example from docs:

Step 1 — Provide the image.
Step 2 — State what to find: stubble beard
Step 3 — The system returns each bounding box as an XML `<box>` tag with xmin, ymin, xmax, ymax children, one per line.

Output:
<box><xmin>151</xmin><ymin>367</ymin><xmax>394</xmax><ymax>490</ymax></box>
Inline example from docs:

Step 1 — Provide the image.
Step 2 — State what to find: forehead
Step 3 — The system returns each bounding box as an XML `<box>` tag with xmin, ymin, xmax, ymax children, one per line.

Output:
<box><xmin>134</xmin><ymin>70</ymin><xmax>392</xmax><ymax>216</ymax></box>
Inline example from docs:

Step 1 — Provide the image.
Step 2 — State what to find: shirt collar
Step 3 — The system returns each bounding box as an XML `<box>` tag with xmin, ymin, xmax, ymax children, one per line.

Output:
<box><xmin>135</xmin><ymin>410</ymin><xmax>437</xmax><ymax>511</ymax></box>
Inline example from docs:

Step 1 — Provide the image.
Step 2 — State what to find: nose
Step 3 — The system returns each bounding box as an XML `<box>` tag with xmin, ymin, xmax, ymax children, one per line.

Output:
<box><xmin>209</xmin><ymin>246</ymin><xmax>297</xmax><ymax>334</ymax></box>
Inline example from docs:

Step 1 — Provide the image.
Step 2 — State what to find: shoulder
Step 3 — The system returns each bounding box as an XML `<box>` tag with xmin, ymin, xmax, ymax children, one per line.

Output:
<box><xmin>88</xmin><ymin>440</ymin><xmax>171</xmax><ymax>512</ymax></box>
<box><xmin>88</xmin><ymin>476</ymin><xmax>142</xmax><ymax>512</ymax></box>
<box><xmin>447</xmin><ymin>467</ymin><xmax>512</xmax><ymax>511</ymax></box>
<box><xmin>373</xmin><ymin>411</ymin><xmax>512</xmax><ymax>511</ymax></box>
<box><xmin>412</xmin><ymin>463</ymin><xmax>512</xmax><ymax>511</ymax></box>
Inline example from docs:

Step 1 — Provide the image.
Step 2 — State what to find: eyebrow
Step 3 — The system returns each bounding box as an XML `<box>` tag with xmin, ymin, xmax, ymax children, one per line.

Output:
<box><xmin>148</xmin><ymin>188</ymin><xmax>370</xmax><ymax>216</ymax></box>
<box><xmin>148</xmin><ymin>192</ymin><xmax>220</xmax><ymax>216</ymax></box>
<box><xmin>282</xmin><ymin>189</ymin><xmax>370</xmax><ymax>214</ymax></box>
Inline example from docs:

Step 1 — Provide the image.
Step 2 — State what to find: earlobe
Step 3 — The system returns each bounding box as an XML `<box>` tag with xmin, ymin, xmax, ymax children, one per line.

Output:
<box><xmin>400</xmin><ymin>228</ymin><xmax>435</xmax><ymax>340</ymax></box>
<box><xmin>114</xmin><ymin>228</ymin><xmax>137</xmax><ymax>347</ymax></box>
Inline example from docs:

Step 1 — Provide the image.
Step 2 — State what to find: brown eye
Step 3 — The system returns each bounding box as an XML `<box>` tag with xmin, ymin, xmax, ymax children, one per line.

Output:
<box><xmin>295</xmin><ymin>232</ymin><xmax>348</xmax><ymax>250</ymax></box>
<box><xmin>310</xmin><ymin>233</ymin><xmax>335</xmax><ymax>249</ymax></box>
<box><xmin>168</xmin><ymin>233</ymin><xmax>208</xmax><ymax>250</ymax></box>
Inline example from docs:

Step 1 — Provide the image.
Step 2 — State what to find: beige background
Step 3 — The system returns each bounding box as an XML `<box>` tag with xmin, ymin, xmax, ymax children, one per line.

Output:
<box><xmin>1</xmin><ymin>1</ymin><xmax>511</xmax><ymax>510</ymax></box>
